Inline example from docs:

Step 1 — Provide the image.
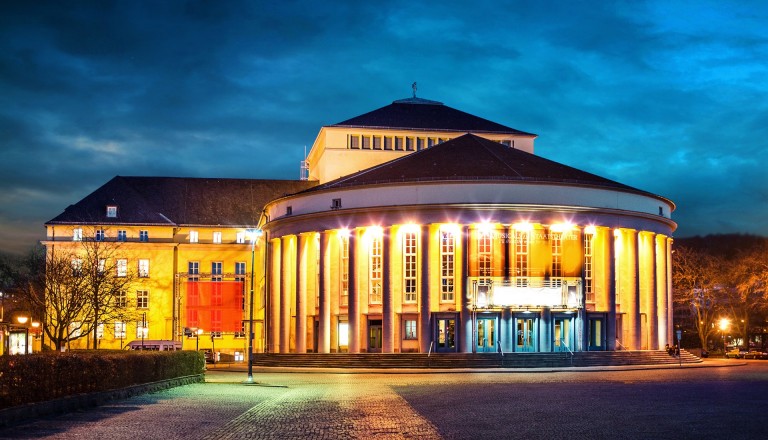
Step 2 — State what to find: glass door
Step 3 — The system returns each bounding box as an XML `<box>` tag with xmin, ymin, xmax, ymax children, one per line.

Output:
<box><xmin>553</xmin><ymin>317</ymin><xmax>573</xmax><ymax>352</ymax></box>
<box><xmin>476</xmin><ymin>317</ymin><xmax>496</xmax><ymax>353</ymax></box>
<box><xmin>368</xmin><ymin>319</ymin><xmax>382</xmax><ymax>352</ymax></box>
<box><xmin>435</xmin><ymin>318</ymin><xmax>456</xmax><ymax>352</ymax></box>
<box><xmin>588</xmin><ymin>317</ymin><xmax>604</xmax><ymax>351</ymax></box>
<box><xmin>516</xmin><ymin>317</ymin><xmax>536</xmax><ymax>352</ymax></box>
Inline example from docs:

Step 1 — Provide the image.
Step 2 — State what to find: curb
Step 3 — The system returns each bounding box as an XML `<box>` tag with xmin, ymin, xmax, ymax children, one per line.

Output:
<box><xmin>0</xmin><ymin>374</ymin><xmax>204</xmax><ymax>429</ymax></box>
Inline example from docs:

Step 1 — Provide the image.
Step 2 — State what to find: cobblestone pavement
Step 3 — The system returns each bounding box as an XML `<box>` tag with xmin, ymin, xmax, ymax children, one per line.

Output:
<box><xmin>2</xmin><ymin>360</ymin><xmax>768</xmax><ymax>439</ymax></box>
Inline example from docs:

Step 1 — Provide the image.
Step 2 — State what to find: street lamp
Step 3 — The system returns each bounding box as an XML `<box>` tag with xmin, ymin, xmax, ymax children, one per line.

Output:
<box><xmin>195</xmin><ymin>327</ymin><xmax>203</xmax><ymax>351</ymax></box>
<box><xmin>17</xmin><ymin>315</ymin><xmax>29</xmax><ymax>355</ymax></box>
<box><xmin>245</xmin><ymin>228</ymin><xmax>262</xmax><ymax>383</ymax></box>
<box><xmin>719</xmin><ymin>318</ymin><xmax>730</xmax><ymax>356</ymax></box>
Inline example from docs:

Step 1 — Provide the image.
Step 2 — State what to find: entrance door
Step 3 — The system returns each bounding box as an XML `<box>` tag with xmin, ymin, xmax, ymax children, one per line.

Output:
<box><xmin>553</xmin><ymin>317</ymin><xmax>572</xmax><ymax>352</ymax></box>
<box><xmin>368</xmin><ymin>319</ymin><xmax>382</xmax><ymax>352</ymax></box>
<box><xmin>435</xmin><ymin>318</ymin><xmax>456</xmax><ymax>352</ymax></box>
<box><xmin>588</xmin><ymin>317</ymin><xmax>604</xmax><ymax>351</ymax></box>
<box><xmin>476</xmin><ymin>317</ymin><xmax>496</xmax><ymax>353</ymax></box>
<box><xmin>516</xmin><ymin>317</ymin><xmax>536</xmax><ymax>352</ymax></box>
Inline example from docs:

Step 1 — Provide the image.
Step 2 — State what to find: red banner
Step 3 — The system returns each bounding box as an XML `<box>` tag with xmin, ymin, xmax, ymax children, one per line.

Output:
<box><xmin>185</xmin><ymin>281</ymin><xmax>244</xmax><ymax>332</ymax></box>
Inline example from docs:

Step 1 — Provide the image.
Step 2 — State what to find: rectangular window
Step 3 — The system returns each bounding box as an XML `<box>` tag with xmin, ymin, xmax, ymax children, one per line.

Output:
<box><xmin>406</xmin><ymin>137</ymin><xmax>415</xmax><ymax>151</ymax></box>
<box><xmin>331</xmin><ymin>198</ymin><xmax>342</xmax><ymax>210</ymax></box>
<box><xmin>72</xmin><ymin>258</ymin><xmax>82</xmax><ymax>275</ymax></box>
<box><xmin>349</xmin><ymin>135</ymin><xmax>360</xmax><ymax>149</ymax></box>
<box><xmin>98</xmin><ymin>259</ymin><xmax>106</xmax><ymax>273</ymax></box>
<box><xmin>114</xmin><ymin>321</ymin><xmax>126</xmax><ymax>339</ymax></box>
<box><xmin>340</xmin><ymin>234</ymin><xmax>349</xmax><ymax>307</ymax></box>
<box><xmin>136</xmin><ymin>290</ymin><xmax>149</xmax><ymax>309</ymax></box>
<box><xmin>117</xmin><ymin>259</ymin><xmax>127</xmax><ymax>277</ymax></box>
<box><xmin>515</xmin><ymin>230</ymin><xmax>529</xmax><ymax>286</ymax></box>
<box><xmin>286</xmin><ymin>206</ymin><xmax>292</xmax><ymax>215</ymax></box>
<box><xmin>115</xmin><ymin>290</ymin><xmax>127</xmax><ymax>308</ymax></box>
<box><xmin>403</xmin><ymin>231</ymin><xmax>417</xmax><ymax>303</ymax></box>
<box><xmin>212</xmin><ymin>262</ymin><xmax>222</xmax><ymax>277</ymax></box>
<box><xmin>362</xmin><ymin>136</ymin><xmax>371</xmax><ymax>149</ymax></box>
<box><xmin>404</xmin><ymin>319</ymin><xmax>417</xmax><ymax>340</ymax></box>
<box><xmin>139</xmin><ymin>230</ymin><xmax>148</xmax><ymax>242</ymax></box>
<box><xmin>416</xmin><ymin>138</ymin><xmax>425</xmax><ymax>151</ymax></box>
<box><xmin>106</xmin><ymin>206</ymin><xmax>118</xmax><ymax>218</ymax></box>
<box><xmin>369</xmin><ymin>235</ymin><xmax>382</xmax><ymax>304</ymax></box>
<box><xmin>428</xmin><ymin>138</ymin><xmax>436</xmax><ymax>148</ymax></box>
<box><xmin>235</xmin><ymin>261</ymin><xmax>246</xmax><ymax>310</ymax></box>
<box><xmin>373</xmin><ymin>136</ymin><xmax>382</xmax><ymax>150</ymax></box>
<box><xmin>136</xmin><ymin>320</ymin><xmax>148</xmax><ymax>338</ymax></box>
<box><xmin>440</xmin><ymin>230</ymin><xmax>455</xmax><ymax>302</ymax></box>
<box><xmin>138</xmin><ymin>259</ymin><xmax>150</xmax><ymax>278</ymax></box>
<box><xmin>117</xmin><ymin>230</ymin><xmax>127</xmax><ymax>241</ymax></box>
<box><xmin>551</xmin><ymin>231</ymin><xmax>563</xmax><ymax>283</ymax></box>
<box><xmin>95</xmin><ymin>229</ymin><xmax>105</xmax><ymax>241</ymax></box>
<box><xmin>478</xmin><ymin>230</ymin><xmax>492</xmax><ymax>284</ymax></box>
<box><xmin>584</xmin><ymin>233</ymin><xmax>594</xmax><ymax>303</ymax></box>
<box><xmin>236</xmin><ymin>231</ymin><xmax>245</xmax><ymax>244</ymax></box>
<box><xmin>96</xmin><ymin>322</ymin><xmax>105</xmax><ymax>339</ymax></box>
<box><xmin>189</xmin><ymin>230</ymin><xmax>198</xmax><ymax>243</ymax></box>
<box><xmin>213</xmin><ymin>231</ymin><xmax>222</xmax><ymax>244</ymax></box>
<box><xmin>395</xmin><ymin>137</ymin><xmax>404</xmax><ymax>151</ymax></box>
<box><xmin>73</xmin><ymin>228</ymin><xmax>83</xmax><ymax>241</ymax></box>
<box><xmin>384</xmin><ymin>136</ymin><xmax>393</xmax><ymax>150</ymax></box>
<box><xmin>188</xmin><ymin>261</ymin><xmax>199</xmax><ymax>275</ymax></box>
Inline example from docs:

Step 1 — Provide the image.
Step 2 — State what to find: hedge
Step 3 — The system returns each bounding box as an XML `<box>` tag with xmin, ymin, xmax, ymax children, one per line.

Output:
<box><xmin>0</xmin><ymin>350</ymin><xmax>204</xmax><ymax>409</ymax></box>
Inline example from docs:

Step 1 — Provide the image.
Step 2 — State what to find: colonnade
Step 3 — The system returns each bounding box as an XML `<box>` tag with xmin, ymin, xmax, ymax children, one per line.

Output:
<box><xmin>262</xmin><ymin>222</ymin><xmax>673</xmax><ymax>354</ymax></box>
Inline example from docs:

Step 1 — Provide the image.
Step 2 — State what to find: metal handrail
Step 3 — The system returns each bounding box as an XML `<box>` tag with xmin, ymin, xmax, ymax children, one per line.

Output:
<box><xmin>428</xmin><ymin>341</ymin><xmax>434</xmax><ymax>357</ymax></box>
<box><xmin>560</xmin><ymin>338</ymin><xmax>574</xmax><ymax>366</ymax></box>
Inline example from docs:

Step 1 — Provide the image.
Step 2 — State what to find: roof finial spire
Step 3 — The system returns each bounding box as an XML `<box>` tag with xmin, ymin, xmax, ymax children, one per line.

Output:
<box><xmin>412</xmin><ymin>81</ymin><xmax>417</xmax><ymax>98</ymax></box>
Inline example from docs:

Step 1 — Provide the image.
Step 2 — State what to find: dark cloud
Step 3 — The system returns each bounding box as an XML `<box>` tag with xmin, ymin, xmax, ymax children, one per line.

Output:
<box><xmin>1</xmin><ymin>0</ymin><xmax>767</xmax><ymax>253</ymax></box>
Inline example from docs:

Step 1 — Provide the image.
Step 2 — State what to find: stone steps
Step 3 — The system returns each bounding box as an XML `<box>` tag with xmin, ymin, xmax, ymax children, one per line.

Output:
<box><xmin>250</xmin><ymin>350</ymin><xmax>701</xmax><ymax>369</ymax></box>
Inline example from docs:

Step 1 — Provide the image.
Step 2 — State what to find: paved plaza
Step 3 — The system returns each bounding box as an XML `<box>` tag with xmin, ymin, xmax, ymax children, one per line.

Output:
<box><xmin>2</xmin><ymin>360</ymin><xmax>768</xmax><ymax>439</ymax></box>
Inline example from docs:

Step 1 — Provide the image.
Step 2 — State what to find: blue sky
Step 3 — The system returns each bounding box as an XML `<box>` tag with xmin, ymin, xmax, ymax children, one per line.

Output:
<box><xmin>1</xmin><ymin>0</ymin><xmax>767</xmax><ymax>254</ymax></box>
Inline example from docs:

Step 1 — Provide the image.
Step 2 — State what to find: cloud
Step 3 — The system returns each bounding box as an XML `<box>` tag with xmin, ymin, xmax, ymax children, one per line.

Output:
<box><xmin>1</xmin><ymin>0</ymin><xmax>767</xmax><ymax>253</ymax></box>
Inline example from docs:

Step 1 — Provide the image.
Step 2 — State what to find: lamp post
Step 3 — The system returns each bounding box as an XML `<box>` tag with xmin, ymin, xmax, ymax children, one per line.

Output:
<box><xmin>719</xmin><ymin>318</ymin><xmax>730</xmax><ymax>356</ymax></box>
<box><xmin>17</xmin><ymin>315</ymin><xmax>29</xmax><ymax>355</ymax></box>
<box><xmin>195</xmin><ymin>327</ymin><xmax>203</xmax><ymax>351</ymax></box>
<box><xmin>245</xmin><ymin>229</ymin><xmax>262</xmax><ymax>383</ymax></box>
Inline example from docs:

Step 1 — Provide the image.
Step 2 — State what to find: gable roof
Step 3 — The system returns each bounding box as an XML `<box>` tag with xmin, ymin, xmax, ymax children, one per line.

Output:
<box><xmin>307</xmin><ymin>134</ymin><xmax>653</xmax><ymax>196</ymax></box>
<box><xmin>330</xmin><ymin>98</ymin><xmax>536</xmax><ymax>135</ymax></box>
<box><xmin>47</xmin><ymin>176</ymin><xmax>316</xmax><ymax>227</ymax></box>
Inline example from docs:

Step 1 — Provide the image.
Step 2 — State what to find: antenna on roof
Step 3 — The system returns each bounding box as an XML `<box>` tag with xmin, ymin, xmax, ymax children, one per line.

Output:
<box><xmin>300</xmin><ymin>146</ymin><xmax>309</xmax><ymax>180</ymax></box>
<box><xmin>412</xmin><ymin>81</ymin><xmax>417</xmax><ymax>98</ymax></box>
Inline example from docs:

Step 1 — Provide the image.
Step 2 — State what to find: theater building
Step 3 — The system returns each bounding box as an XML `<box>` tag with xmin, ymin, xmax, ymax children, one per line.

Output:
<box><xmin>44</xmin><ymin>95</ymin><xmax>676</xmax><ymax>356</ymax></box>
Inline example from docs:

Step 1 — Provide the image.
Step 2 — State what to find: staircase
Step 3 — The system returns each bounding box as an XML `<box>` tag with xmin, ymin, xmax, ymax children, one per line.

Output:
<box><xmin>250</xmin><ymin>350</ymin><xmax>701</xmax><ymax>369</ymax></box>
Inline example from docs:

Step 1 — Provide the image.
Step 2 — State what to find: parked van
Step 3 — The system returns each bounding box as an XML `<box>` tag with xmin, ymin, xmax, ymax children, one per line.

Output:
<box><xmin>126</xmin><ymin>340</ymin><xmax>182</xmax><ymax>351</ymax></box>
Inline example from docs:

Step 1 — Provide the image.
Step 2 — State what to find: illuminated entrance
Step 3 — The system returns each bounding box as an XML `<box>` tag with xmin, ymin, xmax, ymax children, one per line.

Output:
<box><xmin>588</xmin><ymin>315</ymin><xmax>606</xmax><ymax>351</ymax></box>
<box><xmin>435</xmin><ymin>317</ymin><xmax>456</xmax><ymax>352</ymax></box>
<box><xmin>368</xmin><ymin>319</ymin><xmax>382</xmax><ymax>352</ymax></box>
<box><xmin>476</xmin><ymin>315</ymin><xmax>497</xmax><ymax>353</ymax></box>
<box><xmin>515</xmin><ymin>316</ymin><xmax>537</xmax><ymax>352</ymax></box>
<box><xmin>553</xmin><ymin>315</ymin><xmax>574</xmax><ymax>352</ymax></box>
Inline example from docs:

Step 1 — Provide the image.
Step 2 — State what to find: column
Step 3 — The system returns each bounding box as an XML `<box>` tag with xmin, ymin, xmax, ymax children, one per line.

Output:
<box><xmin>644</xmin><ymin>232</ymin><xmax>658</xmax><ymax>350</ymax></box>
<box><xmin>656</xmin><ymin>235</ymin><xmax>669</xmax><ymax>348</ymax></box>
<box><xmin>268</xmin><ymin>238</ymin><xmax>281</xmax><ymax>353</ymax></box>
<box><xmin>628</xmin><ymin>230</ymin><xmax>641</xmax><ymax>350</ymax></box>
<box><xmin>606</xmin><ymin>228</ymin><xmax>616</xmax><ymax>351</ymax></box>
<box><xmin>348</xmin><ymin>229</ymin><xmax>359</xmax><ymax>353</ymax></box>
<box><xmin>540</xmin><ymin>307</ymin><xmax>552</xmax><ymax>352</ymax></box>
<box><xmin>280</xmin><ymin>235</ymin><xmax>292</xmax><ymax>353</ymax></box>
<box><xmin>382</xmin><ymin>226</ymin><xmax>394</xmax><ymax>353</ymax></box>
<box><xmin>295</xmin><ymin>233</ymin><xmax>307</xmax><ymax>354</ymax></box>
<box><xmin>319</xmin><ymin>230</ymin><xmax>331</xmax><ymax>353</ymax></box>
<box><xmin>419</xmin><ymin>224</ymin><xmax>431</xmax><ymax>353</ymax></box>
<box><xmin>666</xmin><ymin>237</ymin><xmax>674</xmax><ymax>345</ymax></box>
<box><xmin>460</xmin><ymin>225</ymin><xmax>472</xmax><ymax>353</ymax></box>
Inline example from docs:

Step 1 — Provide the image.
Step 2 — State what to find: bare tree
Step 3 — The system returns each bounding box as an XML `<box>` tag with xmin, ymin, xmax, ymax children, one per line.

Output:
<box><xmin>672</xmin><ymin>245</ymin><xmax>723</xmax><ymax>349</ymax></box>
<box><xmin>721</xmin><ymin>244</ymin><xmax>768</xmax><ymax>346</ymax></box>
